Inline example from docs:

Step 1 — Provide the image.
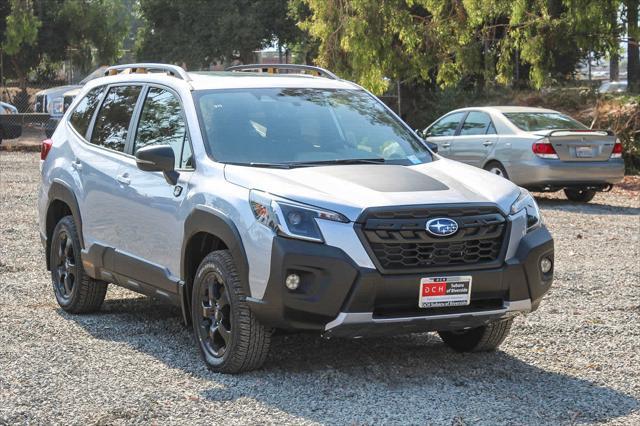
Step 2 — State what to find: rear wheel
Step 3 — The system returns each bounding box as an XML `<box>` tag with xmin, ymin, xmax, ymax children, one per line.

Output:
<box><xmin>50</xmin><ymin>216</ymin><xmax>108</xmax><ymax>313</ymax></box>
<box><xmin>191</xmin><ymin>250</ymin><xmax>271</xmax><ymax>373</ymax></box>
<box><xmin>484</xmin><ymin>161</ymin><xmax>509</xmax><ymax>180</ymax></box>
<box><xmin>564</xmin><ymin>188</ymin><xmax>596</xmax><ymax>202</ymax></box>
<box><xmin>438</xmin><ymin>319</ymin><xmax>513</xmax><ymax>352</ymax></box>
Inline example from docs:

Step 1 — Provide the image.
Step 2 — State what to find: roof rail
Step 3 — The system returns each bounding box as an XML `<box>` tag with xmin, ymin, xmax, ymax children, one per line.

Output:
<box><xmin>226</xmin><ymin>64</ymin><xmax>339</xmax><ymax>80</ymax></box>
<box><xmin>104</xmin><ymin>63</ymin><xmax>191</xmax><ymax>81</ymax></box>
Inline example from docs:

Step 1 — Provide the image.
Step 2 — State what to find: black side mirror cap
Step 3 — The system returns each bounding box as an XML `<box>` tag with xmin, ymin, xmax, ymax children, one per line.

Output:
<box><xmin>427</xmin><ymin>141</ymin><xmax>438</xmax><ymax>153</ymax></box>
<box><xmin>135</xmin><ymin>144</ymin><xmax>179</xmax><ymax>185</ymax></box>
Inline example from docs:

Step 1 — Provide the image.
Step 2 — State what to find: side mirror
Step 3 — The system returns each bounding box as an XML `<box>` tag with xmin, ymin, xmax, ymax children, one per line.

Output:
<box><xmin>135</xmin><ymin>144</ymin><xmax>179</xmax><ymax>185</ymax></box>
<box><xmin>427</xmin><ymin>141</ymin><xmax>438</xmax><ymax>153</ymax></box>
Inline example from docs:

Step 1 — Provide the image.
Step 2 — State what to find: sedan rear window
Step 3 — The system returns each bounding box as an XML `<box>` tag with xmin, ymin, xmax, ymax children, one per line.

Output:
<box><xmin>504</xmin><ymin>112</ymin><xmax>587</xmax><ymax>132</ymax></box>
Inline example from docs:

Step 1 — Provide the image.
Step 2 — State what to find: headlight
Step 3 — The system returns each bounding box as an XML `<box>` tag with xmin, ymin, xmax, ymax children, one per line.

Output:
<box><xmin>51</xmin><ymin>98</ymin><xmax>64</xmax><ymax>114</ymax></box>
<box><xmin>510</xmin><ymin>188</ymin><xmax>542</xmax><ymax>231</ymax></box>
<box><xmin>249</xmin><ymin>190</ymin><xmax>349</xmax><ymax>242</ymax></box>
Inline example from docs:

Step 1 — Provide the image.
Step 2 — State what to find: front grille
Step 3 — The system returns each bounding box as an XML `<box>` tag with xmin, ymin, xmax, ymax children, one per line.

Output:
<box><xmin>35</xmin><ymin>95</ymin><xmax>46</xmax><ymax>113</ymax></box>
<box><xmin>63</xmin><ymin>95</ymin><xmax>74</xmax><ymax>112</ymax></box>
<box><xmin>358</xmin><ymin>205</ymin><xmax>508</xmax><ymax>273</ymax></box>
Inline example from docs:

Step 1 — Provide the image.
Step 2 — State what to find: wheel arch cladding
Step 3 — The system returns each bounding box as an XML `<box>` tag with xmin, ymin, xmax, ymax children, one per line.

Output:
<box><xmin>182</xmin><ymin>206</ymin><xmax>251</xmax><ymax>315</ymax></box>
<box><xmin>45</xmin><ymin>181</ymin><xmax>83</xmax><ymax>270</ymax></box>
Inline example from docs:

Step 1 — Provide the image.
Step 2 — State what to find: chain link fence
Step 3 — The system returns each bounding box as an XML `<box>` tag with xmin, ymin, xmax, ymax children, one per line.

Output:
<box><xmin>0</xmin><ymin>59</ymin><xmax>98</xmax><ymax>148</ymax></box>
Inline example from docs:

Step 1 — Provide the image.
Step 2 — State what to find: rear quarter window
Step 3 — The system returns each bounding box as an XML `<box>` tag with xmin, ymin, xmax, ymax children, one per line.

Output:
<box><xmin>69</xmin><ymin>87</ymin><xmax>105</xmax><ymax>138</ymax></box>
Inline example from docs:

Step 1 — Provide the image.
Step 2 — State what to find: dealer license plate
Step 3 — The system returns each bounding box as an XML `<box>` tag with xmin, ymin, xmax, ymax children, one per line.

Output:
<box><xmin>576</xmin><ymin>146</ymin><xmax>594</xmax><ymax>158</ymax></box>
<box><xmin>419</xmin><ymin>276</ymin><xmax>472</xmax><ymax>308</ymax></box>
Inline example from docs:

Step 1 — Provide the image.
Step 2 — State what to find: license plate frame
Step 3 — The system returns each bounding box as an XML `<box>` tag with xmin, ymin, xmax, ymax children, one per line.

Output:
<box><xmin>419</xmin><ymin>276</ymin><xmax>472</xmax><ymax>308</ymax></box>
<box><xmin>576</xmin><ymin>146</ymin><xmax>594</xmax><ymax>158</ymax></box>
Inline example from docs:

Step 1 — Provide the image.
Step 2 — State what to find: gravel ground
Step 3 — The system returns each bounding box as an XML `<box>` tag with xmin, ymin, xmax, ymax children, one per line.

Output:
<box><xmin>1</xmin><ymin>151</ymin><xmax>639</xmax><ymax>425</ymax></box>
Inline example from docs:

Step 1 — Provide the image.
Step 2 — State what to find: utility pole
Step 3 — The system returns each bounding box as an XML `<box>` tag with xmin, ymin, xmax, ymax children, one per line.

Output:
<box><xmin>627</xmin><ymin>0</ymin><xmax>640</xmax><ymax>91</ymax></box>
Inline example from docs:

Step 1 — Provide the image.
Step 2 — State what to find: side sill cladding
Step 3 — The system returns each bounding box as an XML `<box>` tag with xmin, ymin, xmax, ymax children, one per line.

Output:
<box><xmin>181</xmin><ymin>206</ymin><xmax>251</xmax><ymax>306</ymax></box>
<box><xmin>45</xmin><ymin>180</ymin><xmax>84</xmax><ymax>270</ymax></box>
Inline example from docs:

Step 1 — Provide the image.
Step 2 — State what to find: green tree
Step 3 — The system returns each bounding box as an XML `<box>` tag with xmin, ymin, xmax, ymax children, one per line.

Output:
<box><xmin>136</xmin><ymin>0</ymin><xmax>300</xmax><ymax>68</ymax></box>
<box><xmin>297</xmin><ymin>0</ymin><xmax>621</xmax><ymax>94</ymax></box>
<box><xmin>1</xmin><ymin>0</ymin><xmax>128</xmax><ymax>87</ymax></box>
<box><xmin>1</xmin><ymin>0</ymin><xmax>41</xmax><ymax>88</ymax></box>
<box><xmin>626</xmin><ymin>0</ymin><xmax>640</xmax><ymax>90</ymax></box>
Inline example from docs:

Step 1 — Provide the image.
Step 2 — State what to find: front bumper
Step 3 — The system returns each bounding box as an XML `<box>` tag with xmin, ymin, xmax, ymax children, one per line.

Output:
<box><xmin>508</xmin><ymin>157</ymin><xmax>625</xmax><ymax>189</ymax></box>
<box><xmin>248</xmin><ymin>226</ymin><xmax>554</xmax><ymax>338</ymax></box>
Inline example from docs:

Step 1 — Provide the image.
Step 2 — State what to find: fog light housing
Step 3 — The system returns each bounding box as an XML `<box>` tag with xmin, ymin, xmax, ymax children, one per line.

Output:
<box><xmin>540</xmin><ymin>257</ymin><xmax>553</xmax><ymax>274</ymax></box>
<box><xmin>285</xmin><ymin>273</ymin><xmax>301</xmax><ymax>290</ymax></box>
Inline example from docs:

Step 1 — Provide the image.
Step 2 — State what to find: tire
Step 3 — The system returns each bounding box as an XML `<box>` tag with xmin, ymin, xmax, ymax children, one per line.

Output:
<box><xmin>438</xmin><ymin>319</ymin><xmax>513</xmax><ymax>352</ymax></box>
<box><xmin>484</xmin><ymin>161</ymin><xmax>509</xmax><ymax>180</ymax></box>
<box><xmin>564</xmin><ymin>188</ymin><xmax>596</xmax><ymax>202</ymax></box>
<box><xmin>50</xmin><ymin>216</ymin><xmax>108</xmax><ymax>313</ymax></box>
<box><xmin>191</xmin><ymin>250</ymin><xmax>271</xmax><ymax>373</ymax></box>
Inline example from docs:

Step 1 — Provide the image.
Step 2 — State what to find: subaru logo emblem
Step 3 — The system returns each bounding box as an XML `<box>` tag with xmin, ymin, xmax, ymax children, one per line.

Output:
<box><xmin>426</xmin><ymin>218</ymin><xmax>458</xmax><ymax>237</ymax></box>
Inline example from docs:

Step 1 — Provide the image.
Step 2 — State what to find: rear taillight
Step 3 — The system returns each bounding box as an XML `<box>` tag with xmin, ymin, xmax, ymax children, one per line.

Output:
<box><xmin>41</xmin><ymin>139</ymin><xmax>53</xmax><ymax>161</ymax></box>
<box><xmin>532</xmin><ymin>138</ymin><xmax>559</xmax><ymax>159</ymax></box>
<box><xmin>611</xmin><ymin>139</ymin><xmax>623</xmax><ymax>158</ymax></box>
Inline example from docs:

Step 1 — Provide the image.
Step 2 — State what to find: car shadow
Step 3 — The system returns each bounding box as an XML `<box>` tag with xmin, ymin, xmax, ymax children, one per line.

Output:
<box><xmin>535</xmin><ymin>196</ymin><xmax>640</xmax><ymax>216</ymax></box>
<box><xmin>62</xmin><ymin>297</ymin><xmax>639</xmax><ymax>424</ymax></box>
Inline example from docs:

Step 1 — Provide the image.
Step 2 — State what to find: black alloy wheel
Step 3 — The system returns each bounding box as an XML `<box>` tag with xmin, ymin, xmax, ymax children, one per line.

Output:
<box><xmin>52</xmin><ymin>229</ymin><xmax>77</xmax><ymax>302</ymax></box>
<box><xmin>197</xmin><ymin>269</ymin><xmax>233</xmax><ymax>358</ymax></box>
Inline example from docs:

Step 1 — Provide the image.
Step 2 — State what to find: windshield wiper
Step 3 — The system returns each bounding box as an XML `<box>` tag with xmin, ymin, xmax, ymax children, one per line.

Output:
<box><xmin>286</xmin><ymin>158</ymin><xmax>386</xmax><ymax>167</ymax></box>
<box><xmin>224</xmin><ymin>161</ymin><xmax>292</xmax><ymax>169</ymax></box>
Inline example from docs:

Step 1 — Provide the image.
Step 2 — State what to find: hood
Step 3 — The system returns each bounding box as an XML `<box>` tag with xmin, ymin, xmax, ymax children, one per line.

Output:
<box><xmin>35</xmin><ymin>85</ymin><xmax>80</xmax><ymax>98</ymax></box>
<box><xmin>224</xmin><ymin>158</ymin><xmax>520</xmax><ymax>221</ymax></box>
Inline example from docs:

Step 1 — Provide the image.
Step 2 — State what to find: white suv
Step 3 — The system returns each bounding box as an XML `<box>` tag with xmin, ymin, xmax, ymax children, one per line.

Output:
<box><xmin>38</xmin><ymin>63</ymin><xmax>554</xmax><ymax>373</ymax></box>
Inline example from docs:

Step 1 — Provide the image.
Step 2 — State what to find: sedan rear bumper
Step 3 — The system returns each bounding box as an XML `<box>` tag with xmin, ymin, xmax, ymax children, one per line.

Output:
<box><xmin>508</xmin><ymin>158</ymin><xmax>625</xmax><ymax>189</ymax></box>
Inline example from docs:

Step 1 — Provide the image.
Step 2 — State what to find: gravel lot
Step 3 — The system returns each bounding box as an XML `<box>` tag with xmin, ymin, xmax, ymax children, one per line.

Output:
<box><xmin>1</xmin><ymin>151</ymin><xmax>639</xmax><ymax>425</ymax></box>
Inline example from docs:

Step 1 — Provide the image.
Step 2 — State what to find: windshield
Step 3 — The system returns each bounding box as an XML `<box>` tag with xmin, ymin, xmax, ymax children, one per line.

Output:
<box><xmin>194</xmin><ymin>88</ymin><xmax>432</xmax><ymax>166</ymax></box>
<box><xmin>504</xmin><ymin>112</ymin><xmax>587</xmax><ymax>132</ymax></box>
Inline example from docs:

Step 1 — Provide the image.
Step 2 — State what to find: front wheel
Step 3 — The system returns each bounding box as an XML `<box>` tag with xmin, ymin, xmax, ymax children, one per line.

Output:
<box><xmin>564</xmin><ymin>188</ymin><xmax>596</xmax><ymax>202</ymax></box>
<box><xmin>191</xmin><ymin>250</ymin><xmax>271</xmax><ymax>373</ymax></box>
<box><xmin>438</xmin><ymin>319</ymin><xmax>513</xmax><ymax>352</ymax></box>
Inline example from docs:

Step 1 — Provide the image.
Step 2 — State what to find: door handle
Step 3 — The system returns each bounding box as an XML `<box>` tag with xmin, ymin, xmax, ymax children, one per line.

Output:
<box><xmin>116</xmin><ymin>173</ymin><xmax>130</xmax><ymax>186</ymax></box>
<box><xmin>72</xmin><ymin>160</ymin><xmax>83</xmax><ymax>171</ymax></box>
<box><xmin>442</xmin><ymin>143</ymin><xmax>451</xmax><ymax>148</ymax></box>
<box><xmin>483</xmin><ymin>140</ymin><xmax>494</xmax><ymax>146</ymax></box>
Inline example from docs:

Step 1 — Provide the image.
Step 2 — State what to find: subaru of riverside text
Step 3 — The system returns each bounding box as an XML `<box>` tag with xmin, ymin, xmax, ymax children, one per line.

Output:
<box><xmin>38</xmin><ymin>63</ymin><xmax>554</xmax><ymax>373</ymax></box>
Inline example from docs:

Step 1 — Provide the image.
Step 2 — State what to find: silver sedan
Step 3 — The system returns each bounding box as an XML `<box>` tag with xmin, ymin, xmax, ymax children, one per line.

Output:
<box><xmin>422</xmin><ymin>106</ymin><xmax>625</xmax><ymax>202</ymax></box>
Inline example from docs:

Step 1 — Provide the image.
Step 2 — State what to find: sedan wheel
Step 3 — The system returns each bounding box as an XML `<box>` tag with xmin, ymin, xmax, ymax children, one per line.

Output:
<box><xmin>484</xmin><ymin>162</ymin><xmax>509</xmax><ymax>180</ymax></box>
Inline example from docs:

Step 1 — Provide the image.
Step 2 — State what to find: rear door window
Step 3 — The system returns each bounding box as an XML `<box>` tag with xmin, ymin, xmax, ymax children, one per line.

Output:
<box><xmin>90</xmin><ymin>85</ymin><xmax>142</xmax><ymax>152</ymax></box>
<box><xmin>69</xmin><ymin>87</ymin><xmax>105</xmax><ymax>138</ymax></box>
<box><xmin>133</xmin><ymin>87</ymin><xmax>191</xmax><ymax>169</ymax></box>
<box><xmin>460</xmin><ymin>112</ymin><xmax>493</xmax><ymax>136</ymax></box>
<box><xmin>428</xmin><ymin>112</ymin><xmax>465</xmax><ymax>137</ymax></box>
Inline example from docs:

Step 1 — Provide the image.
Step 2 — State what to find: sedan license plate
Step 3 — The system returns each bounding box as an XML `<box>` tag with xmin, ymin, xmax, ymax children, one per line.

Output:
<box><xmin>419</xmin><ymin>276</ymin><xmax>472</xmax><ymax>308</ymax></box>
<box><xmin>576</xmin><ymin>146</ymin><xmax>594</xmax><ymax>158</ymax></box>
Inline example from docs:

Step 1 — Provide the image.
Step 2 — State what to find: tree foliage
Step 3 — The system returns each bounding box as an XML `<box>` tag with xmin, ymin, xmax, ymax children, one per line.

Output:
<box><xmin>298</xmin><ymin>0</ymin><xmax>634</xmax><ymax>95</ymax></box>
<box><xmin>1</xmin><ymin>0</ymin><xmax>128</xmax><ymax>86</ymax></box>
<box><xmin>136</xmin><ymin>0</ymin><xmax>300</xmax><ymax>68</ymax></box>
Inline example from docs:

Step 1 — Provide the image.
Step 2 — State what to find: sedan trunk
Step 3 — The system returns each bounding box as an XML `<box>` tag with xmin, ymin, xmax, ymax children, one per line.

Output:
<box><xmin>538</xmin><ymin>130</ymin><xmax>617</xmax><ymax>162</ymax></box>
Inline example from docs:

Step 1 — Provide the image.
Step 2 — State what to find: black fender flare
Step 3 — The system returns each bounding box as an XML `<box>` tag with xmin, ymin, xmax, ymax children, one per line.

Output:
<box><xmin>181</xmin><ymin>206</ymin><xmax>251</xmax><ymax>319</ymax></box>
<box><xmin>45</xmin><ymin>180</ymin><xmax>84</xmax><ymax>269</ymax></box>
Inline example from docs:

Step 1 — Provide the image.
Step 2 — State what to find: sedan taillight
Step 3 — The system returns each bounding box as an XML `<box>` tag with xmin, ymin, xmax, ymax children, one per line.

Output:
<box><xmin>41</xmin><ymin>139</ymin><xmax>53</xmax><ymax>161</ymax></box>
<box><xmin>532</xmin><ymin>138</ymin><xmax>559</xmax><ymax>159</ymax></box>
<box><xmin>611</xmin><ymin>139</ymin><xmax>623</xmax><ymax>159</ymax></box>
